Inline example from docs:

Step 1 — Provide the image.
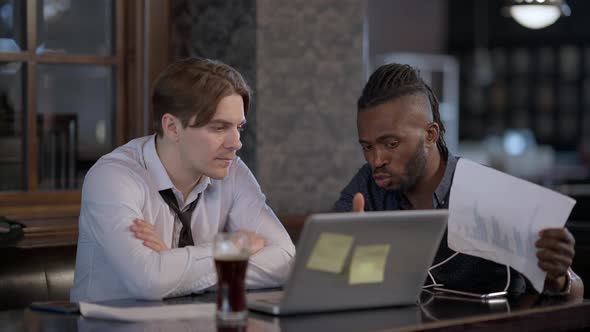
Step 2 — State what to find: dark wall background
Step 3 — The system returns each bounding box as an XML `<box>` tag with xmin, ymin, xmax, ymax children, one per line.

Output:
<box><xmin>368</xmin><ymin>0</ymin><xmax>448</xmax><ymax>56</ymax></box>
<box><xmin>448</xmin><ymin>0</ymin><xmax>590</xmax><ymax>152</ymax></box>
<box><xmin>449</xmin><ymin>0</ymin><xmax>590</xmax><ymax>49</ymax></box>
<box><xmin>255</xmin><ymin>0</ymin><xmax>364</xmax><ymax>214</ymax></box>
<box><xmin>171</xmin><ymin>0</ymin><xmax>258</xmax><ymax>173</ymax></box>
<box><xmin>169</xmin><ymin>0</ymin><xmax>364</xmax><ymax>214</ymax></box>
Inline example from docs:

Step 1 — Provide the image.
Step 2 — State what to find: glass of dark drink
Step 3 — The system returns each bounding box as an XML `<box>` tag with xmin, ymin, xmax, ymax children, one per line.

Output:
<box><xmin>214</xmin><ymin>232</ymin><xmax>250</xmax><ymax>322</ymax></box>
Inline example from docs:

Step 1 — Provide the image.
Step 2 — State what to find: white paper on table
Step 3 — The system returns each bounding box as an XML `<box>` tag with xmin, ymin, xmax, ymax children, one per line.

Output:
<box><xmin>448</xmin><ymin>159</ymin><xmax>576</xmax><ymax>293</ymax></box>
<box><xmin>79</xmin><ymin>302</ymin><xmax>216</xmax><ymax>322</ymax></box>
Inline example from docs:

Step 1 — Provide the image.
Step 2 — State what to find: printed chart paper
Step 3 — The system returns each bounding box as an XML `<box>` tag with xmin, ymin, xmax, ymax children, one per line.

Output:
<box><xmin>448</xmin><ymin>159</ymin><xmax>576</xmax><ymax>292</ymax></box>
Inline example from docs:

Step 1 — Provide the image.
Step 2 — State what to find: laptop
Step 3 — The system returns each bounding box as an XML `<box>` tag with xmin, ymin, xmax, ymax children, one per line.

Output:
<box><xmin>247</xmin><ymin>210</ymin><xmax>448</xmax><ymax>315</ymax></box>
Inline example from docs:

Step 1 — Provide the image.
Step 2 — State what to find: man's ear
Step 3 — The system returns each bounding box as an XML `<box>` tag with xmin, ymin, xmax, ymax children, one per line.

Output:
<box><xmin>425</xmin><ymin>122</ymin><xmax>439</xmax><ymax>148</ymax></box>
<box><xmin>161</xmin><ymin>113</ymin><xmax>181</xmax><ymax>141</ymax></box>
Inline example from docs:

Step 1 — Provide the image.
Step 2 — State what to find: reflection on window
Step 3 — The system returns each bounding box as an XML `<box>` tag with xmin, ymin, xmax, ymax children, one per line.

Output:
<box><xmin>37</xmin><ymin>64</ymin><xmax>114</xmax><ymax>190</ymax></box>
<box><xmin>0</xmin><ymin>61</ymin><xmax>25</xmax><ymax>190</ymax></box>
<box><xmin>0</xmin><ymin>0</ymin><xmax>25</xmax><ymax>51</ymax></box>
<box><xmin>37</xmin><ymin>0</ymin><xmax>113</xmax><ymax>55</ymax></box>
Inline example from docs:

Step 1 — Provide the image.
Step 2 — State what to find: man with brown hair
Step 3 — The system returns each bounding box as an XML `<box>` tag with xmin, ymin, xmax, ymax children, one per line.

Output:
<box><xmin>71</xmin><ymin>58</ymin><xmax>295</xmax><ymax>302</ymax></box>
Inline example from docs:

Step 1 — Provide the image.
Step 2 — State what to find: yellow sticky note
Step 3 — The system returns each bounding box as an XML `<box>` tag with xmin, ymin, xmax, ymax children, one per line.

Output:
<box><xmin>349</xmin><ymin>244</ymin><xmax>391</xmax><ymax>284</ymax></box>
<box><xmin>306</xmin><ymin>232</ymin><xmax>354</xmax><ymax>273</ymax></box>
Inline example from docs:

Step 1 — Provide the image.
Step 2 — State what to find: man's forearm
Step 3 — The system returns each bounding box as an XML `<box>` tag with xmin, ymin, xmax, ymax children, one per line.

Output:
<box><xmin>245</xmin><ymin>245</ymin><xmax>295</xmax><ymax>288</ymax></box>
<box><xmin>542</xmin><ymin>269</ymin><xmax>584</xmax><ymax>301</ymax></box>
<box><xmin>112</xmin><ymin>244</ymin><xmax>218</xmax><ymax>300</ymax></box>
<box><xmin>568</xmin><ymin>270</ymin><xmax>584</xmax><ymax>301</ymax></box>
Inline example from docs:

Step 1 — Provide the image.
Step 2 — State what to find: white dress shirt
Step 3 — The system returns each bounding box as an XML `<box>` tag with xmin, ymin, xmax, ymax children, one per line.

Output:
<box><xmin>70</xmin><ymin>135</ymin><xmax>295</xmax><ymax>302</ymax></box>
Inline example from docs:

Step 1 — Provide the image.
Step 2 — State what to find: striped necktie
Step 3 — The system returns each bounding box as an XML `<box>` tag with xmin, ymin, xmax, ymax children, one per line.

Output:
<box><xmin>158</xmin><ymin>189</ymin><xmax>199</xmax><ymax>247</ymax></box>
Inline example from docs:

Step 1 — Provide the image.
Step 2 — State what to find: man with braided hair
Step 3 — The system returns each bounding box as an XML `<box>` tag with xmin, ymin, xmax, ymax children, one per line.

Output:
<box><xmin>333</xmin><ymin>63</ymin><xmax>583</xmax><ymax>299</ymax></box>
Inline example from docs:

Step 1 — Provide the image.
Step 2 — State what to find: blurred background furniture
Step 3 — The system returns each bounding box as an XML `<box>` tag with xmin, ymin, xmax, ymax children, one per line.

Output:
<box><xmin>0</xmin><ymin>244</ymin><xmax>76</xmax><ymax>311</ymax></box>
<box><xmin>0</xmin><ymin>209</ymin><xmax>78</xmax><ymax>310</ymax></box>
<box><xmin>37</xmin><ymin>113</ymin><xmax>78</xmax><ymax>190</ymax></box>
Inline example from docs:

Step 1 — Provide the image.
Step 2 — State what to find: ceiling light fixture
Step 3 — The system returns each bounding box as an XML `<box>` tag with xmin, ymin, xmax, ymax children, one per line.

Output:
<box><xmin>506</xmin><ymin>0</ymin><xmax>571</xmax><ymax>30</ymax></box>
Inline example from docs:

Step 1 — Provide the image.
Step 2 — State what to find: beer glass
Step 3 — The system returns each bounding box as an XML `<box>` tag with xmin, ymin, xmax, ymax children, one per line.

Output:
<box><xmin>213</xmin><ymin>232</ymin><xmax>250</xmax><ymax>321</ymax></box>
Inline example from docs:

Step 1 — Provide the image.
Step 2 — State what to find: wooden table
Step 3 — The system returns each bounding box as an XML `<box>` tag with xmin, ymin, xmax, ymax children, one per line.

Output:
<box><xmin>1</xmin><ymin>292</ymin><xmax>589</xmax><ymax>332</ymax></box>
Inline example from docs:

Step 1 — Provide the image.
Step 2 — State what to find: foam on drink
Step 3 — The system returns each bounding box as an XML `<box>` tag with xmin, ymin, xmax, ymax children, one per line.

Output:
<box><xmin>214</xmin><ymin>241</ymin><xmax>249</xmax><ymax>260</ymax></box>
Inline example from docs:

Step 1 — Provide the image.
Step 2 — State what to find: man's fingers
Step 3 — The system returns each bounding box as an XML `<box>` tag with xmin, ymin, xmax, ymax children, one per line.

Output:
<box><xmin>539</xmin><ymin>264</ymin><xmax>567</xmax><ymax>279</ymax></box>
<box><xmin>131</xmin><ymin>225</ymin><xmax>154</xmax><ymax>236</ymax></box>
<box><xmin>133</xmin><ymin>230</ymin><xmax>158</xmax><ymax>242</ymax></box>
<box><xmin>135</xmin><ymin>232</ymin><xmax>168</xmax><ymax>252</ymax></box>
<box><xmin>536</xmin><ymin>228</ymin><xmax>575</xmax><ymax>266</ymax></box>
<box><xmin>132</xmin><ymin>226</ymin><xmax>164</xmax><ymax>244</ymax></box>
<box><xmin>250</xmin><ymin>233</ymin><xmax>265</xmax><ymax>244</ymax></box>
<box><xmin>352</xmin><ymin>192</ymin><xmax>365</xmax><ymax>212</ymax></box>
<box><xmin>142</xmin><ymin>240</ymin><xmax>164</xmax><ymax>252</ymax></box>
<box><xmin>130</xmin><ymin>219</ymin><xmax>168</xmax><ymax>252</ymax></box>
<box><xmin>130</xmin><ymin>221</ymin><xmax>156</xmax><ymax>235</ymax></box>
<box><xmin>538</xmin><ymin>260</ymin><xmax>569</xmax><ymax>279</ymax></box>
<box><xmin>536</xmin><ymin>238</ymin><xmax>575</xmax><ymax>258</ymax></box>
<box><xmin>133</xmin><ymin>219</ymin><xmax>155</xmax><ymax>230</ymax></box>
<box><xmin>245</xmin><ymin>233</ymin><xmax>265</xmax><ymax>253</ymax></box>
<box><xmin>537</xmin><ymin>249</ymin><xmax>573</xmax><ymax>267</ymax></box>
<box><xmin>233</xmin><ymin>230</ymin><xmax>265</xmax><ymax>255</ymax></box>
<box><xmin>536</xmin><ymin>239</ymin><xmax>575</xmax><ymax>257</ymax></box>
<box><xmin>539</xmin><ymin>228</ymin><xmax>575</xmax><ymax>245</ymax></box>
<box><xmin>235</xmin><ymin>231</ymin><xmax>265</xmax><ymax>244</ymax></box>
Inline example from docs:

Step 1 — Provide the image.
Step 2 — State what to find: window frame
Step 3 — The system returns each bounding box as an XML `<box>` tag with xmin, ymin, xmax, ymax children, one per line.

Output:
<box><xmin>0</xmin><ymin>0</ymin><xmax>170</xmax><ymax>216</ymax></box>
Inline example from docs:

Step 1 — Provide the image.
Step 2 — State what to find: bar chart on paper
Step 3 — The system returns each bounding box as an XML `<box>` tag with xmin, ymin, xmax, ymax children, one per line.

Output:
<box><xmin>448</xmin><ymin>158</ymin><xmax>577</xmax><ymax>292</ymax></box>
<box><xmin>452</xmin><ymin>202</ymin><xmax>540</xmax><ymax>259</ymax></box>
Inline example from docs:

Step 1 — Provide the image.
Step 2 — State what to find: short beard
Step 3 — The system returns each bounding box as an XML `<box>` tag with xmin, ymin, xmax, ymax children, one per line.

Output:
<box><xmin>398</xmin><ymin>139</ymin><xmax>427</xmax><ymax>193</ymax></box>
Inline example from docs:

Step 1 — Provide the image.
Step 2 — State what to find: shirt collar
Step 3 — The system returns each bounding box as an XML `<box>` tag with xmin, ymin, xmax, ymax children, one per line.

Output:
<box><xmin>143</xmin><ymin>134</ymin><xmax>211</xmax><ymax>198</ymax></box>
<box><xmin>433</xmin><ymin>153</ymin><xmax>459</xmax><ymax>208</ymax></box>
<box><xmin>394</xmin><ymin>153</ymin><xmax>458</xmax><ymax>210</ymax></box>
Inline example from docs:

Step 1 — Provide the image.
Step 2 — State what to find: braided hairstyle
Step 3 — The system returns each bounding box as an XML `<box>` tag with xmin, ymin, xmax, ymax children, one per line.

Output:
<box><xmin>357</xmin><ymin>63</ymin><xmax>448</xmax><ymax>158</ymax></box>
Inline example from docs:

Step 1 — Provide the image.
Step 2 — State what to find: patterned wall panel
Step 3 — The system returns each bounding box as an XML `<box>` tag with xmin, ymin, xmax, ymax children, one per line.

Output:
<box><xmin>171</xmin><ymin>0</ymin><xmax>258</xmax><ymax>173</ymax></box>
<box><xmin>256</xmin><ymin>0</ymin><xmax>365</xmax><ymax>214</ymax></box>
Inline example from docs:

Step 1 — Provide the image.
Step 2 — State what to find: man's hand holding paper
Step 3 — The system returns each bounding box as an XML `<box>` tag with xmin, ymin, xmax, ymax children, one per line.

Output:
<box><xmin>448</xmin><ymin>159</ymin><xmax>578</xmax><ymax>295</ymax></box>
<box><xmin>536</xmin><ymin>227</ymin><xmax>575</xmax><ymax>293</ymax></box>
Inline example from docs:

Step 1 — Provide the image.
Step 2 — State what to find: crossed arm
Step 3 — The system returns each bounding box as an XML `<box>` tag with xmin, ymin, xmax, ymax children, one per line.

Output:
<box><xmin>129</xmin><ymin>204</ymin><xmax>294</xmax><ymax>295</ymax></box>
<box><xmin>131</xmin><ymin>220</ymin><xmax>265</xmax><ymax>255</ymax></box>
<box><xmin>82</xmin><ymin>162</ymin><xmax>294</xmax><ymax>300</ymax></box>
